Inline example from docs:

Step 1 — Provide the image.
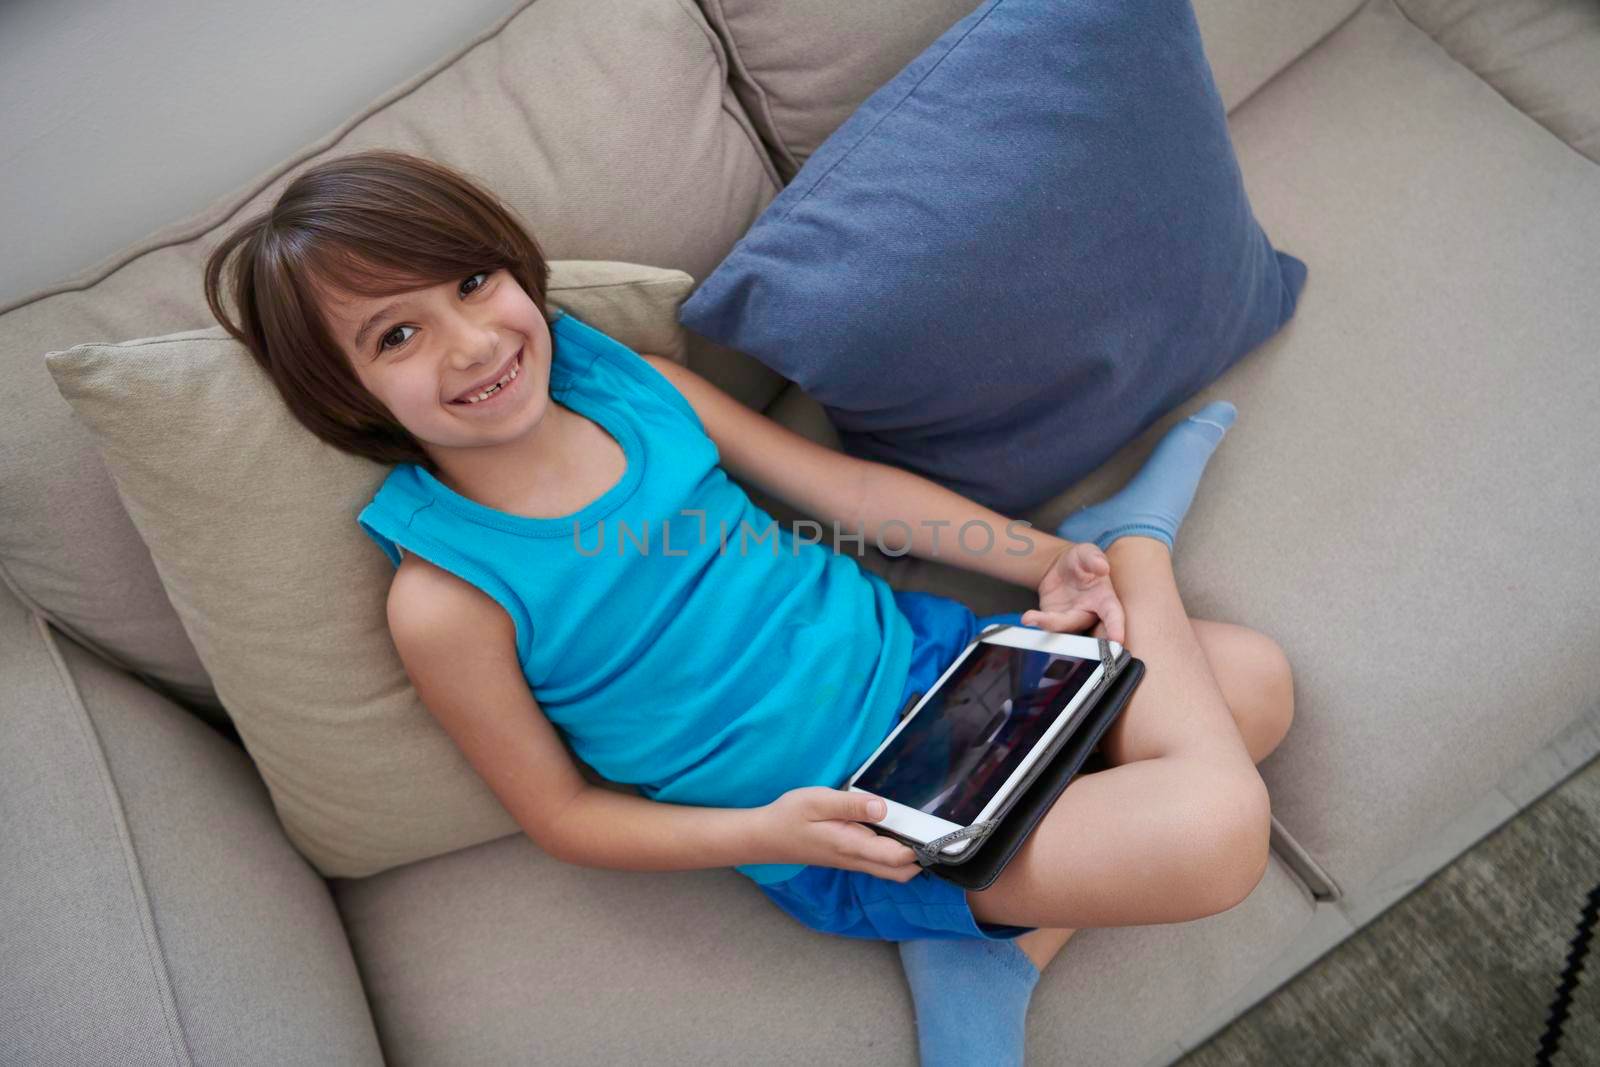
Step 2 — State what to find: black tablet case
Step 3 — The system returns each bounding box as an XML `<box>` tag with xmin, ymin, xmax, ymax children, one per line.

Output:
<box><xmin>856</xmin><ymin>632</ymin><xmax>1146</xmax><ymax>892</ymax></box>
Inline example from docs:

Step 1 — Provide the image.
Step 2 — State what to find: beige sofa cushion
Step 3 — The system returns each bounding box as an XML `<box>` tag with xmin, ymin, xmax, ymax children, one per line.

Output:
<box><xmin>0</xmin><ymin>579</ymin><xmax>381</xmax><ymax>1065</ymax></box>
<box><xmin>0</xmin><ymin>0</ymin><xmax>781</xmax><ymax>737</ymax></box>
<box><xmin>45</xmin><ymin>266</ymin><xmax>692</xmax><ymax>879</ymax></box>
<box><xmin>525</xmin><ymin>262</ymin><xmax>695</xmax><ymax>365</ymax></box>
<box><xmin>1395</xmin><ymin>0</ymin><xmax>1600</xmax><ymax>164</ymax></box>
<box><xmin>328</xmin><ymin>829</ymin><xmax>1313</xmax><ymax>1065</ymax></box>
<box><xmin>1187</xmin><ymin>0</ymin><xmax>1600</xmax><ymax>894</ymax></box>
<box><xmin>700</xmin><ymin>0</ymin><xmax>1365</xmax><ymax>183</ymax></box>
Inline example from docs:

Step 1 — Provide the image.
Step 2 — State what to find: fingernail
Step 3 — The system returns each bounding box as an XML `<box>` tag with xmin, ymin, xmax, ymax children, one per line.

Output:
<box><xmin>871</xmin><ymin>801</ymin><xmax>886</xmax><ymax>818</ymax></box>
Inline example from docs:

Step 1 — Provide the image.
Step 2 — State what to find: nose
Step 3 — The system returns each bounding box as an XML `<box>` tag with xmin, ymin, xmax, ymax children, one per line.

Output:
<box><xmin>444</xmin><ymin>318</ymin><xmax>501</xmax><ymax>374</ymax></box>
<box><xmin>448</xmin><ymin>343</ymin><xmax>499</xmax><ymax>375</ymax></box>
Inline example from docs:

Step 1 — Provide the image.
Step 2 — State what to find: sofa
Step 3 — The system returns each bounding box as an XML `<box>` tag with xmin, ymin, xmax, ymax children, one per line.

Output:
<box><xmin>4</xmin><ymin>0</ymin><xmax>1598</xmax><ymax>1063</ymax></box>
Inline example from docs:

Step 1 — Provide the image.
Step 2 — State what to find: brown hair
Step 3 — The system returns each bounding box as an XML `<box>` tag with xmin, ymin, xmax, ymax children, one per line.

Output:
<box><xmin>203</xmin><ymin>150</ymin><xmax>553</xmax><ymax>471</ymax></box>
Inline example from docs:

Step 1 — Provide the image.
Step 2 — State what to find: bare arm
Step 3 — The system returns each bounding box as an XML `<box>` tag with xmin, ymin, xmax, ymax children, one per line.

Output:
<box><xmin>388</xmin><ymin>551</ymin><xmax>897</xmax><ymax>874</ymax></box>
<box><xmin>386</xmin><ymin>554</ymin><xmax>590</xmax><ymax>854</ymax></box>
<box><xmin>641</xmin><ymin>354</ymin><xmax>1075</xmax><ymax>590</ymax></box>
<box><xmin>546</xmin><ymin>787</ymin><xmax>776</xmax><ymax>871</ymax></box>
<box><xmin>551</xmin><ymin>782</ymin><xmax>920</xmax><ymax>880</ymax></box>
<box><xmin>843</xmin><ymin>455</ymin><xmax>1071</xmax><ymax>588</ymax></box>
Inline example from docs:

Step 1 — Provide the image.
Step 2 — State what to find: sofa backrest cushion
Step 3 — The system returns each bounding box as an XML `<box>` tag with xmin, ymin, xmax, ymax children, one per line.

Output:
<box><xmin>699</xmin><ymin>0</ymin><xmax>1365</xmax><ymax>183</ymax></box>
<box><xmin>0</xmin><ymin>0</ymin><xmax>782</xmax><ymax>733</ymax></box>
<box><xmin>1394</xmin><ymin>0</ymin><xmax>1600</xmax><ymax>164</ymax></box>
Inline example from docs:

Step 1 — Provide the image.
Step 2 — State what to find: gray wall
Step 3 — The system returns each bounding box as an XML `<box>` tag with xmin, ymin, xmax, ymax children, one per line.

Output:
<box><xmin>0</xmin><ymin>0</ymin><xmax>526</xmax><ymax>308</ymax></box>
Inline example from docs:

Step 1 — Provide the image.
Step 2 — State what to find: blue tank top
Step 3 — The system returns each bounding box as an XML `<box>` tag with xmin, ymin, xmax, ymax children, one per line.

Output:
<box><xmin>357</xmin><ymin>309</ymin><xmax>914</xmax><ymax>884</ymax></box>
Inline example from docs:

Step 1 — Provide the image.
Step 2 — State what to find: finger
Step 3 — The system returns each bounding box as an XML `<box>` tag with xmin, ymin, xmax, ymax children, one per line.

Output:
<box><xmin>856</xmin><ymin>795</ymin><xmax>888</xmax><ymax>823</ymax></box>
<box><xmin>859</xmin><ymin>859</ymin><xmax>925</xmax><ymax>883</ymax></box>
<box><xmin>817</xmin><ymin>791</ymin><xmax>887</xmax><ymax>823</ymax></box>
<box><xmin>854</xmin><ymin>826</ymin><xmax>918</xmax><ymax>868</ymax></box>
<box><xmin>1106</xmin><ymin>598</ymin><xmax>1127</xmax><ymax>645</ymax></box>
<box><xmin>884</xmin><ymin>840</ymin><xmax>919</xmax><ymax>866</ymax></box>
<box><xmin>830</xmin><ymin>821</ymin><xmax>910</xmax><ymax>866</ymax></box>
<box><xmin>1075</xmin><ymin>545</ymin><xmax>1110</xmax><ymax>579</ymax></box>
<box><xmin>864</xmin><ymin>863</ymin><xmax>915</xmax><ymax>883</ymax></box>
<box><xmin>882</xmin><ymin>863</ymin><xmax>925</xmax><ymax>883</ymax></box>
<box><xmin>1090</xmin><ymin>595</ymin><xmax>1125</xmax><ymax>645</ymax></box>
<box><xmin>1026</xmin><ymin>608</ymin><xmax>1092</xmax><ymax>632</ymax></box>
<box><xmin>1022</xmin><ymin>608</ymin><xmax>1095</xmax><ymax>633</ymax></box>
<box><xmin>875</xmin><ymin>839</ymin><xmax>920</xmax><ymax>871</ymax></box>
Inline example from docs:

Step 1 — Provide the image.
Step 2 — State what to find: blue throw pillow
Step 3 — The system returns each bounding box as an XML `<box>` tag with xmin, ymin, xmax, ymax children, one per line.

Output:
<box><xmin>678</xmin><ymin>0</ymin><xmax>1307</xmax><ymax>514</ymax></box>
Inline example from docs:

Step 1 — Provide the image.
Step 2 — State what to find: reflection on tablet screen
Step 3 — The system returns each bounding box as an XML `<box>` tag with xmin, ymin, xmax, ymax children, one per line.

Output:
<box><xmin>858</xmin><ymin>644</ymin><xmax>1098</xmax><ymax>826</ymax></box>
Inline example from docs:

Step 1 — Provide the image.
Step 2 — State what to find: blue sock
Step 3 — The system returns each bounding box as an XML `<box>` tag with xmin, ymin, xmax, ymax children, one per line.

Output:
<box><xmin>1055</xmin><ymin>400</ymin><xmax>1238</xmax><ymax>552</ymax></box>
<box><xmin>897</xmin><ymin>937</ymin><xmax>1040</xmax><ymax>1067</ymax></box>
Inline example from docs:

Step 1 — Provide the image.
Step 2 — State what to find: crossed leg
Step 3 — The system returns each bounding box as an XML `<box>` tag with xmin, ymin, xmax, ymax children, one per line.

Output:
<box><xmin>1170</xmin><ymin>616</ymin><xmax>1294</xmax><ymax>765</ymax></box>
<box><xmin>1009</xmin><ymin>608</ymin><xmax>1295</xmax><ymax>969</ymax></box>
<box><xmin>966</xmin><ymin>536</ymin><xmax>1294</xmax><ymax>964</ymax></box>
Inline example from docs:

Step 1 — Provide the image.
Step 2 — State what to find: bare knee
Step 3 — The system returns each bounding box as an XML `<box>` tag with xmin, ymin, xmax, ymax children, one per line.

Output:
<box><xmin>1256</xmin><ymin>632</ymin><xmax>1295</xmax><ymax>753</ymax></box>
<box><xmin>1187</xmin><ymin>770</ymin><xmax>1273</xmax><ymax>916</ymax></box>
<box><xmin>1233</xmin><ymin>629</ymin><xmax>1294</xmax><ymax>761</ymax></box>
<box><xmin>1193</xmin><ymin>620</ymin><xmax>1296</xmax><ymax>761</ymax></box>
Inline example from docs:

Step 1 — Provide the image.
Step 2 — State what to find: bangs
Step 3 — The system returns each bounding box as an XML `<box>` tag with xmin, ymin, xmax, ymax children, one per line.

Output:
<box><xmin>246</xmin><ymin>151</ymin><xmax>552</xmax><ymax>341</ymax></box>
<box><xmin>294</xmin><ymin>236</ymin><xmax>501</xmax><ymax>305</ymax></box>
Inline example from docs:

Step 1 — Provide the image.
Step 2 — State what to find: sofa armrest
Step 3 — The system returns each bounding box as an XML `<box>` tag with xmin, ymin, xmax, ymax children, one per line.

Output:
<box><xmin>0</xmin><ymin>580</ymin><xmax>382</xmax><ymax>1066</ymax></box>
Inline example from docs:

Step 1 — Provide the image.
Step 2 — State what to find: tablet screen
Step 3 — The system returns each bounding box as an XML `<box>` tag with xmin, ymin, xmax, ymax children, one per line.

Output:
<box><xmin>856</xmin><ymin>643</ymin><xmax>1100</xmax><ymax>826</ymax></box>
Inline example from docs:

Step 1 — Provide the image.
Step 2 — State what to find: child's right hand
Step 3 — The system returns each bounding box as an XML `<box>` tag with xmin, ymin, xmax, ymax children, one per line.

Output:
<box><xmin>759</xmin><ymin>786</ymin><xmax>925</xmax><ymax>883</ymax></box>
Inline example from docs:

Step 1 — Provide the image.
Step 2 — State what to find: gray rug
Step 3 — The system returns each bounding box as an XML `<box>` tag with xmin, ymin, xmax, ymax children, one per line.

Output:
<box><xmin>1181</xmin><ymin>755</ymin><xmax>1600</xmax><ymax>1065</ymax></box>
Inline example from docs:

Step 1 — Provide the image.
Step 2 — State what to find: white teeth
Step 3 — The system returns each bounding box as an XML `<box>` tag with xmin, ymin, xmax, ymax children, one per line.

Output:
<box><xmin>458</xmin><ymin>355</ymin><xmax>519</xmax><ymax>404</ymax></box>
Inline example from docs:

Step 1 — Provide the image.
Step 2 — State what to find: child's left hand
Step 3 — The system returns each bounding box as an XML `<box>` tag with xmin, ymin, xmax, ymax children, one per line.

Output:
<box><xmin>1020</xmin><ymin>542</ymin><xmax>1127</xmax><ymax>644</ymax></box>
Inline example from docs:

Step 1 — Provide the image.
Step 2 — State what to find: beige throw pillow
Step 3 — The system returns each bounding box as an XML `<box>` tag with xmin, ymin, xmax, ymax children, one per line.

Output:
<box><xmin>45</xmin><ymin>261</ymin><xmax>692</xmax><ymax>878</ymax></box>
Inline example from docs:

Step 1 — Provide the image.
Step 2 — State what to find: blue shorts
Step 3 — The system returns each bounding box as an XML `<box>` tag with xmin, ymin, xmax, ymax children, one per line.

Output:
<box><xmin>756</xmin><ymin>589</ymin><xmax>1038</xmax><ymax>943</ymax></box>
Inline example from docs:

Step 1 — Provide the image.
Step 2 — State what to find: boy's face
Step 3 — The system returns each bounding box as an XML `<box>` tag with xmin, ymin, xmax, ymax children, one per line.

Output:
<box><xmin>320</xmin><ymin>268</ymin><xmax>555</xmax><ymax>456</ymax></box>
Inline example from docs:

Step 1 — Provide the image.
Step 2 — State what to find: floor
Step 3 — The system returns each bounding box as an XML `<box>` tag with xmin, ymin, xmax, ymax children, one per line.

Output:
<box><xmin>1177</xmin><ymin>752</ymin><xmax>1600</xmax><ymax>1065</ymax></box>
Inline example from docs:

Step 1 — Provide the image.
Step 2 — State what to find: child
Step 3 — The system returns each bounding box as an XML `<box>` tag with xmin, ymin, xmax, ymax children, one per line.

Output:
<box><xmin>204</xmin><ymin>149</ymin><xmax>1293</xmax><ymax>1066</ymax></box>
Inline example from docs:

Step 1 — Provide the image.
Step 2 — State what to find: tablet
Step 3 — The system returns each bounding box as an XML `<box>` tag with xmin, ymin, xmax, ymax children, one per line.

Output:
<box><xmin>844</xmin><ymin>624</ymin><xmax>1123</xmax><ymax>858</ymax></box>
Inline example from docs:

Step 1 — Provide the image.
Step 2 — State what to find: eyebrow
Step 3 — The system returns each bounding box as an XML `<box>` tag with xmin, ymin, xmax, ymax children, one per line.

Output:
<box><xmin>353</xmin><ymin>301</ymin><xmax>406</xmax><ymax>352</ymax></box>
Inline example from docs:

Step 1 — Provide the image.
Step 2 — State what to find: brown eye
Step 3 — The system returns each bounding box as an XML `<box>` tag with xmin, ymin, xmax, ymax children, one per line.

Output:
<box><xmin>374</xmin><ymin>273</ymin><xmax>490</xmax><ymax>357</ymax></box>
<box><xmin>378</xmin><ymin>325</ymin><xmax>415</xmax><ymax>352</ymax></box>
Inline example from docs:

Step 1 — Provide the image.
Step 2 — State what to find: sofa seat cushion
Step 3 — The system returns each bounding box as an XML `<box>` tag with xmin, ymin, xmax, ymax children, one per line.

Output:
<box><xmin>0</xmin><ymin>0</ymin><xmax>781</xmax><ymax>731</ymax></box>
<box><xmin>763</xmin><ymin>0</ymin><xmax>1600</xmax><ymax>901</ymax></box>
<box><xmin>0</xmin><ymin>580</ymin><xmax>379</xmax><ymax>1065</ymax></box>
<box><xmin>1182</xmin><ymin>0</ymin><xmax>1600</xmax><ymax>895</ymax></box>
<box><xmin>331</xmin><ymin>833</ymin><xmax>1313</xmax><ymax>1065</ymax></box>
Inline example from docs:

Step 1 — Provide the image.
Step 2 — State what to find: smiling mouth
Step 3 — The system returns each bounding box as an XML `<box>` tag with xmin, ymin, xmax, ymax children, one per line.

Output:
<box><xmin>449</xmin><ymin>347</ymin><xmax>523</xmax><ymax>405</ymax></box>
